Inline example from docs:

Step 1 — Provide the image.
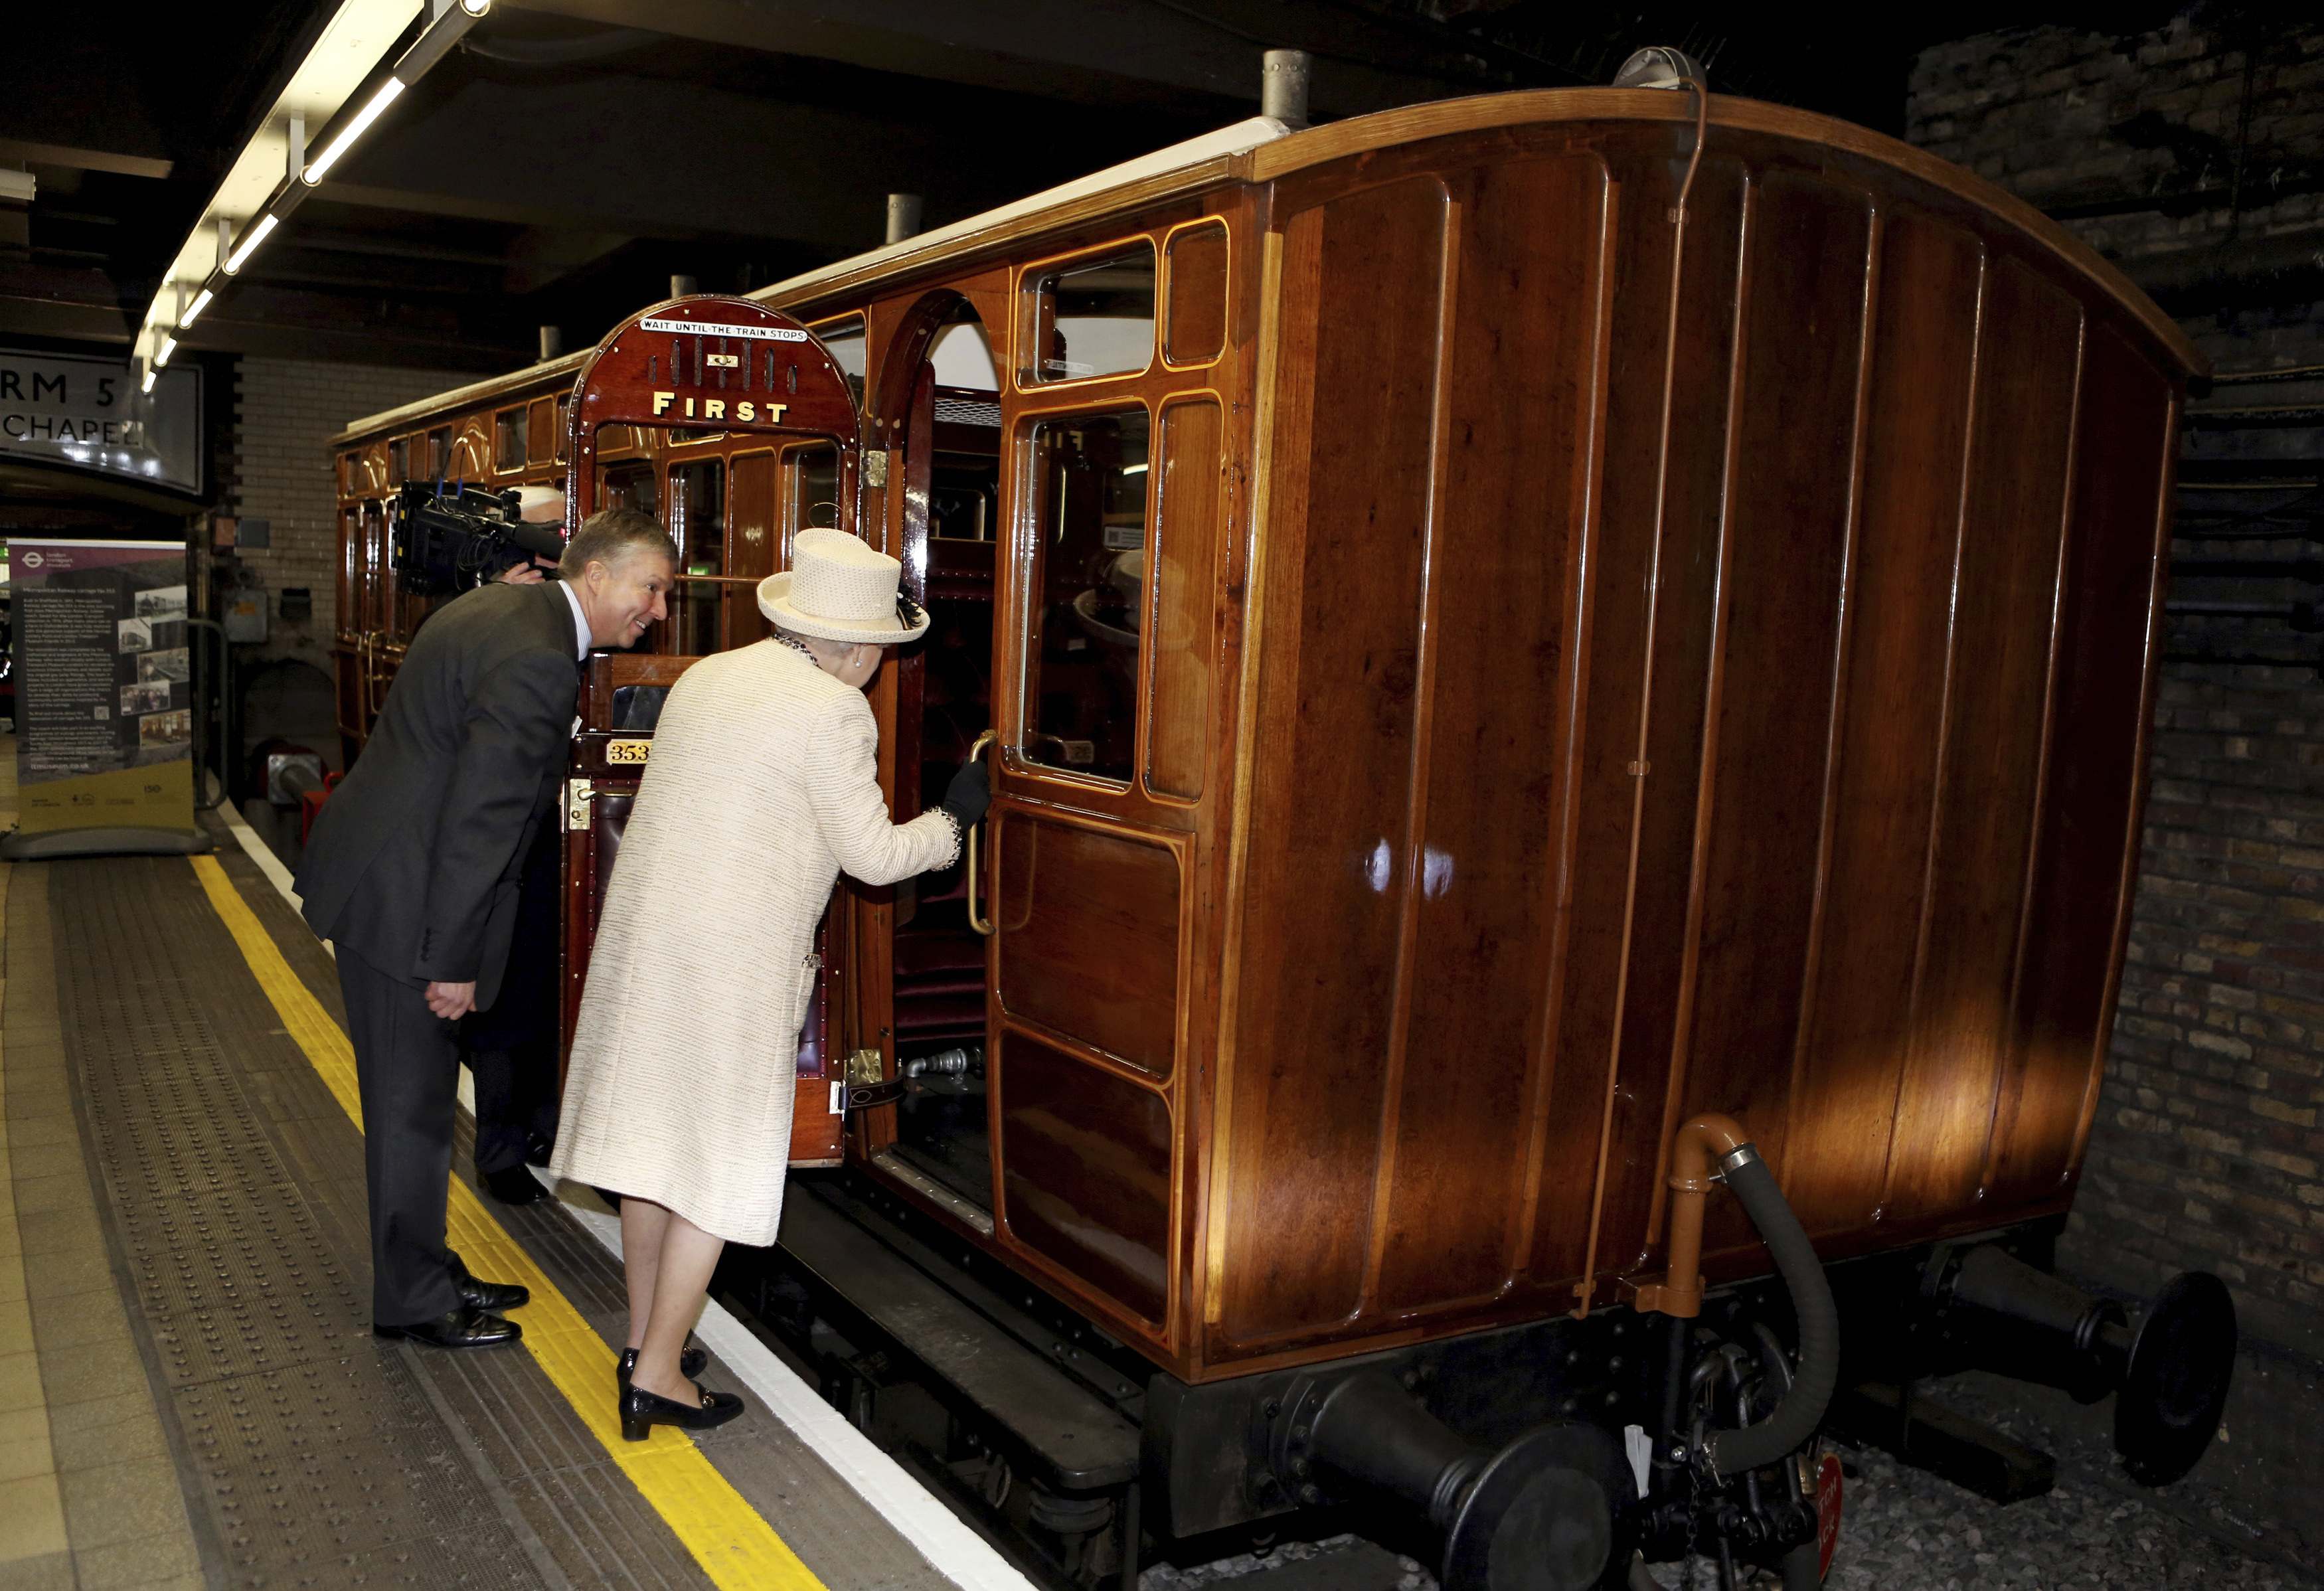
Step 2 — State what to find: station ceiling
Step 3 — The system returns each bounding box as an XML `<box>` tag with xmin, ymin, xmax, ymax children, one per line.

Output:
<box><xmin>0</xmin><ymin>1</ymin><xmax>2169</xmax><ymax>373</ymax></box>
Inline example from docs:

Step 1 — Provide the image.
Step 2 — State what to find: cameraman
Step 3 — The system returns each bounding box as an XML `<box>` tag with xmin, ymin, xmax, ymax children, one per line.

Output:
<box><xmin>488</xmin><ymin>485</ymin><xmax>564</xmax><ymax>587</ymax></box>
<box><xmin>468</xmin><ymin>484</ymin><xmax>570</xmax><ymax>1203</ymax></box>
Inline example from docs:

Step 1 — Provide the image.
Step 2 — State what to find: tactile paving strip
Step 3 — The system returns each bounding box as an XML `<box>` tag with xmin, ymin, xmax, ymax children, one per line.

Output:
<box><xmin>224</xmin><ymin>1528</ymin><xmax>542</xmax><ymax>1590</ymax></box>
<box><xmin>54</xmin><ymin>853</ymin><xmax>944</xmax><ymax>1591</ymax></box>
<box><xmin>46</xmin><ymin>860</ymin><xmax>555</xmax><ymax>1588</ymax></box>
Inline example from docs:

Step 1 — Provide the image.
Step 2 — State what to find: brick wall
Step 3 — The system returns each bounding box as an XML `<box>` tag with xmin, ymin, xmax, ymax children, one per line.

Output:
<box><xmin>1912</xmin><ymin>14</ymin><xmax>2324</xmax><ymax>1358</ymax></box>
<box><xmin>230</xmin><ymin>357</ymin><xmax>471</xmax><ymax>669</ymax></box>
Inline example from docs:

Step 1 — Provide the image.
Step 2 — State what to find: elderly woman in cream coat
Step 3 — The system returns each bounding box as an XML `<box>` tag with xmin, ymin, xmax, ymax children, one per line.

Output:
<box><xmin>552</xmin><ymin>528</ymin><xmax>988</xmax><ymax>1440</ymax></box>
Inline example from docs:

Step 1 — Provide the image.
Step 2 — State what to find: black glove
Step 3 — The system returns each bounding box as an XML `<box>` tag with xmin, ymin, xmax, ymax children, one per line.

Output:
<box><xmin>940</xmin><ymin>759</ymin><xmax>991</xmax><ymax>829</ymax></box>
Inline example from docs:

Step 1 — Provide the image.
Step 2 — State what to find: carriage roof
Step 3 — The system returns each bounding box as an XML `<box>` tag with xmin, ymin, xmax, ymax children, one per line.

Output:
<box><xmin>333</xmin><ymin>88</ymin><xmax>2200</xmax><ymax>448</ymax></box>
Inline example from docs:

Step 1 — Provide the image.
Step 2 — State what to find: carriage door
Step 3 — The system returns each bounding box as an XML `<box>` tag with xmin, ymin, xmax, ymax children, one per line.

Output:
<box><xmin>855</xmin><ymin>293</ymin><xmax>1005</xmax><ymax>1221</ymax></box>
<box><xmin>554</xmin><ymin>295</ymin><xmax>867</xmax><ymax>1169</ymax></box>
<box><xmin>896</xmin><ymin>232</ymin><xmax>1223</xmax><ymax>1335</ymax></box>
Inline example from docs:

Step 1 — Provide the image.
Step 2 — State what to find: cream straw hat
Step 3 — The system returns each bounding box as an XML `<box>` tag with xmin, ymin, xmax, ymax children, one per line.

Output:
<box><xmin>757</xmin><ymin>527</ymin><xmax>930</xmax><ymax>643</ymax></box>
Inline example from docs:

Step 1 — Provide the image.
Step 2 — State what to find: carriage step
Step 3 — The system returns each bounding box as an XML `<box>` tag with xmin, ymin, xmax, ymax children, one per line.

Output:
<box><xmin>776</xmin><ymin>1178</ymin><xmax>1143</xmax><ymax>1492</ymax></box>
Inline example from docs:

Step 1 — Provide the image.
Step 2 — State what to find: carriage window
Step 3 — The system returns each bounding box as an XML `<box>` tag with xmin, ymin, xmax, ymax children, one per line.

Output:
<box><xmin>494</xmin><ymin>407</ymin><xmax>527</xmax><ymax>472</ymax></box>
<box><xmin>527</xmin><ymin>398</ymin><xmax>555</xmax><ymax>465</ymax></box>
<box><xmin>728</xmin><ymin>451</ymin><xmax>779</xmax><ymax>647</ymax></box>
<box><xmin>789</xmin><ymin>444</ymin><xmax>840</xmax><ymax>546</ymax></box>
<box><xmin>338</xmin><ymin>507</ymin><xmax>361</xmax><ymax>636</ymax></box>
<box><xmin>388</xmin><ymin>437</ymin><xmax>410</xmax><ymax>483</ymax></box>
<box><xmin>1165</xmin><ymin>222</ymin><xmax>1228</xmax><ymax>367</ymax></box>
<box><xmin>426</xmin><ymin>426</ymin><xmax>452</xmax><ymax>478</ymax></box>
<box><xmin>600</xmin><ymin>458</ymin><xmax>658</xmax><ymax>515</ymax></box>
<box><xmin>1024</xmin><ymin>245</ymin><xmax>1155</xmax><ymax>385</ymax></box>
<box><xmin>1148</xmin><ymin>399</ymin><xmax>1221</xmax><ymax>798</ymax></box>
<box><xmin>815</xmin><ymin>315</ymin><xmax>867</xmax><ymax>408</ymax></box>
<box><xmin>671</xmin><ymin>459</ymin><xmax>725</xmax><ymax>655</ymax></box>
<box><xmin>1022</xmin><ymin>410</ymin><xmax>1149</xmax><ymax>782</ymax></box>
<box><xmin>361</xmin><ymin>503</ymin><xmax>388</xmax><ymax>633</ymax></box>
<box><xmin>611</xmin><ymin>685</ymin><xmax>669</xmax><ymax>733</ymax></box>
<box><xmin>554</xmin><ymin>396</ymin><xmax>571</xmax><ymax>462</ymax></box>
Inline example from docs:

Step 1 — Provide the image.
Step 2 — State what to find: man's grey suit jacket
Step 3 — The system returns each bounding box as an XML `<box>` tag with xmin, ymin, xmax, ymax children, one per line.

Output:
<box><xmin>296</xmin><ymin>579</ymin><xmax>579</xmax><ymax>1010</ymax></box>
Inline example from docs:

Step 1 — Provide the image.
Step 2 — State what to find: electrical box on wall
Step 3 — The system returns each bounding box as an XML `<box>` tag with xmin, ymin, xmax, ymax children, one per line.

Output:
<box><xmin>280</xmin><ymin>588</ymin><xmax>311</xmax><ymax>623</ymax></box>
<box><xmin>224</xmin><ymin>589</ymin><xmax>268</xmax><ymax>643</ymax></box>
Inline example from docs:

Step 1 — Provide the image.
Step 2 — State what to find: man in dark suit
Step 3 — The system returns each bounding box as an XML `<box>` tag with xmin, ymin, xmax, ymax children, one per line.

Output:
<box><xmin>298</xmin><ymin>507</ymin><xmax>677</xmax><ymax>1349</ymax></box>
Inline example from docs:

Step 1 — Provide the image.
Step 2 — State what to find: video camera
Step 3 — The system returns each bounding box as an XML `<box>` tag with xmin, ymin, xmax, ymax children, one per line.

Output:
<box><xmin>388</xmin><ymin>480</ymin><xmax>567</xmax><ymax>595</ymax></box>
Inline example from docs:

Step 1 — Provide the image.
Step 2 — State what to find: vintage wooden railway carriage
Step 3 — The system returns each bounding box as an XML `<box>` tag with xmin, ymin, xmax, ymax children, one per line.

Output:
<box><xmin>332</xmin><ymin>80</ymin><xmax>2234</xmax><ymax>1591</ymax></box>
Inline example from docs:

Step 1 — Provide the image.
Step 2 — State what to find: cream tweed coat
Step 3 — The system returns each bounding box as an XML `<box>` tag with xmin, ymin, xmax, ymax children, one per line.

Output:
<box><xmin>550</xmin><ymin>640</ymin><xmax>959</xmax><ymax>1245</ymax></box>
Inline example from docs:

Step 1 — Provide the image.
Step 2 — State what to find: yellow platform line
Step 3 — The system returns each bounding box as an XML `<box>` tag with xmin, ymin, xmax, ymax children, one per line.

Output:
<box><xmin>187</xmin><ymin>855</ymin><xmax>824</xmax><ymax>1591</ymax></box>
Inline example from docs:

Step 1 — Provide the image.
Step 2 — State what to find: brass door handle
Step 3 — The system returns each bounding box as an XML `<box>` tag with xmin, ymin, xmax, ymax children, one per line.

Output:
<box><xmin>964</xmin><ymin>729</ymin><xmax>997</xmax><ymax>936</ymax></box>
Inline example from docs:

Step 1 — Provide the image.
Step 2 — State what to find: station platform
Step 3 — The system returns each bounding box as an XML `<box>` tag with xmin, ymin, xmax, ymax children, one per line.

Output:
<box><xmin>0</xmin><ymin>760</ymin><xmax>1037</xmax><ymax>1591</ymax></box>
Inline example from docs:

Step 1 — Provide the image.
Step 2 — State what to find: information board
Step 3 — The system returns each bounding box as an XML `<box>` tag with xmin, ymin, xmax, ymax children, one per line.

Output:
<box><xmin>2</xmin><ymin>539</ymin><xmax>207</xmax><ymax>857</ymax></box>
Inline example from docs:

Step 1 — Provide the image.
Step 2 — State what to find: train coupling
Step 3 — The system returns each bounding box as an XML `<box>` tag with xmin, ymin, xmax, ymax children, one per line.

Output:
<box><xmin>1923</xmin><ymin>1241</ymin><xmax>2238</xmax><ymax>1485</ymax></box>
<box><xmin>1266</xmin><ymin>1369</ymin><xmax>1635</xmax><ymax>1591</ymax></box>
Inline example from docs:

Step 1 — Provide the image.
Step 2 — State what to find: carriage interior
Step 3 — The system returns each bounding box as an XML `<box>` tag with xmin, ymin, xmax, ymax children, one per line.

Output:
<box><xmin>888</xmin><ymin>309</ymin><xmax>1005</xmax><ymax>1208</ymax></box>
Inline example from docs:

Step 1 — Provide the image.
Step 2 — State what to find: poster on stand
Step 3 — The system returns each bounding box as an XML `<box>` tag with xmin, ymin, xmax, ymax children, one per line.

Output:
<box><xmin>3</xmin><ymin>539</ymin><xmax>207</xmax><ymax>857</ymax></box>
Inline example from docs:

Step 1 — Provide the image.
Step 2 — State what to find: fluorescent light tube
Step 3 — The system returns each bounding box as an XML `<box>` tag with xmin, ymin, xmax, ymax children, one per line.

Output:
<box><xmin>460</xmin><ymin>0</ymin><xmax>491</xmax><ymax>13</ymax></box>
<box><xmin>141</xmin><ymin>368</ymin><xmax>156</xmax><ymax>394</ymax></box>
<box><xmin>153</xmin><ymin>336</ymin><xmax>177</xmax><ymax>368</ymax></box>
<box><xmin>179</xmin><ymin>288</ymin><xmax>214</xmax><ymax>328</ymax></box>
<box><xmin>302</xmin><ymin>78</ymin><xmax>404</xmax><ymax>185</ymax></box>
<box><xmin>220</xmin><ymin>212</ymin><xmax>279</xmax><ymax>274</ymax></box>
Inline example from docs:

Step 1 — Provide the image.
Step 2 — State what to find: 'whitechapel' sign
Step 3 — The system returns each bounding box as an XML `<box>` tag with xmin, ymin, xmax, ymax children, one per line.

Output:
<box><xmin>0</xmin><ymin>349</ymin><xmax>203</xmax><ymax>495</ymax></box>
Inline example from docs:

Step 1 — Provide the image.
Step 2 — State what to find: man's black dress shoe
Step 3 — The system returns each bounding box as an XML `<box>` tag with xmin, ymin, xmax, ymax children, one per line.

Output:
<box><xmin>617</xmin><ymin>1342</ymin><xmax>707</xmax><ymax>1392</ymax></box>
<box><xmin>484</xmin><ymin>1163</ymin><xmax>550</xmax><ymax>1206</ymax></box>
<box><xmin>374</xmin><ymin>1305</ymin><xmax>521</xmax><ymax>1349</ymax></box>
<box><xmin>620</xmin><ymin>1381</ymin><xmax>744</xmax><ymax>1442</ymax></box>
<box><xmin>447</xmin><ymin>1254</ymin><xmax>530</xmax><ymax>1312</ymax></box>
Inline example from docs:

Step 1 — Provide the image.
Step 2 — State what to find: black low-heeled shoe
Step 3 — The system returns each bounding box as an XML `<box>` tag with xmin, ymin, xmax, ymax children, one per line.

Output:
<box><xmin>616</xmin><ymin>1343</ymin><xmax>707</xmax><ymax>1392</ymax></box>
<box><xmin>619</xmin><ymin>1380</ymin><xmax>744</xmax><ymax>1442</ymax></box>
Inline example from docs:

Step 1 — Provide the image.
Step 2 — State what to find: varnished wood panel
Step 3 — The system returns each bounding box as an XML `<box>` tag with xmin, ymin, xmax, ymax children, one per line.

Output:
<box><xmin>1372</xmin><ymin>155</ymin><xmax>1608</xmax><ymax>1314</ymax></box>
<box><xmin>1986</xmin><ymin>323</ymin><xmax>2172</xmax><ymax>1206</ymax></box>
<box><xmin>1562</xmin><ymin>158</ymin><xmax>1750</xmax><ymax>1284</ymax></box>
<box><xmin>1785</xmin><ymin>213</ymin><xmax>1985</xmax><ymax>1236</ymax></box>
<box><xmin>1879</xmin><ymin>258</ymin><xmax>2082</xmax><ymax>1223</ymax></box>
<box><xmin>1147</xmin><ymin>398</ymin><xmax>1222</xmax><ymax>800</ymax></box>
<box><xmin>1164</xmin><ymin>221</ymin><xmax>1230</xmax><ymax>367</ymax></box>
<box><xmin>1671</xmin><ymin>171</ymin><xmax>1870</xmax><ymax>1254</ymax></box>
<box><xmin>1221</xmin><ymin>175</ymin><xmax>1447</xmax><ymax>1344</ymax></box>
<box><xmin>995</xmin><ymin>813</ymin><xmax>1181</xmax><ymax>1077</ymax></box>
<box><xmin>999</xmin><ymin>1031</ymin><xmax>1173</xmax><ymax>1323</ymax></box>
